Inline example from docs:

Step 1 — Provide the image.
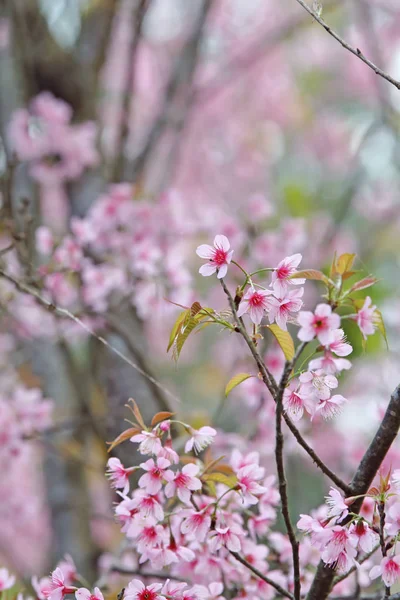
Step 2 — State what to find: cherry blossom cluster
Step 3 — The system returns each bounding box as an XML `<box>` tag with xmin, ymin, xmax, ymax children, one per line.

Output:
<box><xmin>8</xmin><ymin>92</ymin><xmax>98</xmax><ymax>184</ymax></box>
<box><xmin>298</xmin><ymin>469</ymin><xmax>400</xmax><ymax>590</ymax></box>
<box><xmin>103</xmin><ymin>406</ymin><xmax>300</xmax><ymax>598</ymax></box>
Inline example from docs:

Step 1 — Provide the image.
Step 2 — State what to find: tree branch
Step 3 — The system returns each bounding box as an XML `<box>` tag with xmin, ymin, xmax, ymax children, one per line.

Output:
<box><xmin>306</xmin><ymin>384</ymin><xmax>400</xmax><ymax>600</ymax></box>
<box><xmin>219</xmin><ymin>278</ymin><xmax>350</xmax><ymax>493</ymax></box>
<box><xmin>229</xmin><ymin>551</ymin><xmax>294</xmax><ymax>600</ymax></box>
<box><xmin>293</xmin><ymin>0</ymin><xmax>400</xmax><ymax>91</ymax></box>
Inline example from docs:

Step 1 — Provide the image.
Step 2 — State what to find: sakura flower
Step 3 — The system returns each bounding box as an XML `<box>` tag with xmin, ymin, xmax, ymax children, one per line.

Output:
<box><xmin>236</xmin><ymin>288</ymin><xmax>272</xmax><ymax>325</ymax></box>
<box><xmin>321</xmin><ymin>527</ymin><xmax>357</xmax><ymax>568</ymax></box>
<box><xmin>271</xmin><ymin>253</ymin><xmax>305</xmax><ymax>296</ymax></box>
<box><xmin>164</xmin><ymin>463</ymin><xmax>202</xmax><ymax>504</ymax></box>
<box><xmin>106</xmin><ymin>457</ymin><xmax>136</xmax><ymax>494</ymax></box>
<box><xmin>325</xmin><ymin>488</ymin><xmax>348</xmax><ymax>521</ymax></box>
<box><xmin>42</xmin><ymin>568</ymin><xmax>77</xmax><ymax>600</ymax></box>
<box><xmin>370</xmin><ymin>555</ymin><xmax>400</xmax><ymax>587</ymax></box>
<box><xmin>315</xmin><ymin>394</ymin><xmax>347</xmax><ymax>420</ymax></box>
<box><xmin>130</xmin><ymin>490</ymin><xmax>165</xmax><ymax>522</ymax></box>
<box><xmin>308</xmin><ymin>352</ymin><xmax>351</xmax><ymax>375</ymax></box>
<box><xmin>130</xmin><ymin>430</ymin><xmax>162</xmax><ymax>455</ymax></box>
<box><xmin>355</xmin><ymin>296</ymin><xmax>377</xmax><ymax>340</ymax></box>
<box><xmin>191</xmin><ymin>583</ymin><xmax>224</xmax><ymax>600</ymax></box>
<box><xmin>349</xmin><ymin>520</ymin><xmax>378</xmax><ymax>553</ymax></box>
<box><xmin>208</xmin><ymin>525</ymin><xmax>241</xmax><ymax>552</ymax></box>
<box><xmin>156</xmin><ymin>440</ymin><xmax>180</xmax><ymax>464</ymax></box>
<box><xmin>299</xmin><ymin>370</ymin><xmax>338</xmax><ymax>401</ymax></box>
<box><xmin>161</xmin><ymin>581</ymin><xmax>188</xmax><ymax>600</ymax></box>
<box><xmin>75</xmin><ymin>588</ymin><xmax>104</xmax><ymax>600</ymax></box>
<box><xmin>327</xmin><ymin>329</ymin><xmax>353</xmax><ymax>356</ymax></box>
<box><xmin>392</xmin><ymin>469</ymin><xmax>400</xmax><ymax>492</ymax></box>
<box><xmin>138</xmin><ymin>457</ymin><xmax>173</xmax><ymax>495</ymax></box>
<box><xmin>236</xmin><ymin>463</ymin><xmax>267</xmax><ymax>505</ymax></box>
<box><xmin>283</xmin><ymin>384</ymin><xmax>313</xmax><ymax>421</ymax></box>
<box><xmin>124</xmin><ymin>580</ymin><xmax>163</xmax><ymax>600</ymax></box>
<box><xmin>181</xmin><ymin>510</ymin><xmax>212</xmax><ymax>541</ymax></box>
<box><xmin>185</xmin><ymin>426</ymin><xmax>217</xmax><ymax>454</ymax></box>
<box><xmin>268</xmin><ymin>288</ymin><xmax>304</xmax><ymax>330</ymax></box>
<box><xmin>0</xmin><ymin>568</ymin><xmax>15</xmax><ymax>591</ymax></box>
<box><xmin>297</xmin><ymin>304</ymin><xmax>340</xmax><ymax>345</ymax></box>
<box><xmin>385</xmin><ymin>502</ymin><xmax>400</xmax><ymax>536</ymax></box>
<box><xmin>196</xmin><ymin>235</ymin><xmax>233</xmax><ymax>279</ymax></box>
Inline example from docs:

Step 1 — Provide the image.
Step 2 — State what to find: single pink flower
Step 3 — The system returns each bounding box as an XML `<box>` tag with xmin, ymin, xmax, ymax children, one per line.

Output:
<box><xmin>106</xmin><ymin>457</ymin><xmax>135</xmax><ymax>494</ymax></box>
<box><xmin>298</xmin><ymin>304</ymin><xmax>340</xmax><ymax>345</ymax></box>
<box><xmin>75</xmin><ymin>588</ymin><xmax>104</xmax><ymax>600</ymax></box>
<box><xmin>315</xmin><ymin>394</ymin><xmax>347</xmax><ymax>420</ymax></box>
<box><xmin>271</xmin><ymin>253</ymin><xmax>305</xmax><ymax>297</ymax></box>
<box><xmin>130</xmin><ymin>430</ymin><xmax>162</xmax><ymax>455</ymax></box>
<box><xmin>325</xmin><ymin>488</ymin><xmax>348</xmax><ymax>520</ymax></box>
<box><xmin>185</xmin><ymin>426</ymin><xmax>217</xmax><ymax>454</ymax></box>
<box><xmin>124</xmin><ymin>580</ymin><xmax>163</xmax><ymax>600</ymax></box>
<box><xmin>181</xmin><ymin>510</ymin><xmax>212</xmax><ymax>541</ymax></box>
<box><xmin>237</xmin><ymin>463</ymin><xmax>267</xmax><ymax>505</ymax></box>
<box><xmin>370</xmin><ymin>555</ymin><xmax>400</xmax><ymax>587</ymax></box>
<box><xmin>164</xmin><ymin>463</ymin><xmax>202</xmax><ymax>505</ymax></box>
<box><xmin>355</xmin><ymin>296</ymin><xmax>376</xmax><ymax>340</ymax></box>
<box><xmin>349</xmin><ymin>520</ymin><xmax>378</xmax><ymax>553</ymax></box>
<box><xmin>0</xmin><ymin>568</ymin><xmax>15</xmax><ymax>591</ymax></box>
<box><xmin>138</xmin><ymin>457</ymin><xmax>173</xmax><ymax>495</ymax></box>
<box><xmin>283</xmin><ymin>384</ymin><xmax>313</xmax><ymax>421</ymax></box>
<box><xmin>196</xmin><ymin>235</ymin><xmax>233</xmax><ymax>279</ymax></box>
<box><xmin>268</xmin><ymin>288</ymin><xmax>304</xmax><ymax>330</ymax></box>
<box><xmin>208</xmin><ymin>526</ymin><xmax>241</xmax><ymax>552</ymax></box>
<box><xmin>327</xmin><ymin>329</ymin><xmax>352</xmax><ymax>356</ymax></box>
<box><xmin>42</xmin><ymin>568</ymin><xmax>77</xmax><ymax>600</ymax></box>
<box><xmin>237</xmin><ymin>288</ymin><xmax>273</xmax><ymax>325</ymax></box>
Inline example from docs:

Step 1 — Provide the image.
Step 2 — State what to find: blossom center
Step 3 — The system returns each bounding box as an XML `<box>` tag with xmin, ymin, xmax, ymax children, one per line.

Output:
<box><xmin>212</xmin><ymin>248</ymin><xmax>228</xmax><ymax>266</ymax></box>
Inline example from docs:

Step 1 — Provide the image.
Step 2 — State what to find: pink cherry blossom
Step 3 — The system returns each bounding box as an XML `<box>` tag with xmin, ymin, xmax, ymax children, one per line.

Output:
<box><xmin>181</xmin><ymin>510</ymin><xmax>212</xmax><ymax>541</ymax></box>
<box><xmin>236</xmin><ymin>288</ymin><xmax>273</xmax><ymax>325</ymax></box>
<box><xmin>327</xmin><ymin>329</ymin><xmax>352</xmax><ymax>356</ymax></box>
<box><xmin>385</xmin><ymin>502</ymin><xmax>400</xmax><ymax>536</ymax></box>
<box><xmin>130</xmin><ymin>430</ymin><xmax>162</xmax><ymax>455</ymax></box>
<box><xmin>75</xmin><ymin>588</ymin><xmax>104</xmax><ymax>600</ymax></box>
<box><xmin>0</xmin><ymin>568</ymin><xmax>15</xmax><ymax>591</ymax></box>
<box><xmin>370</xmin><ymin>555</ymin><xmax>400</xmax><ymax>587</ymax></box>
<box><xmin>349</xmin><ymin>520</ymin><xmax>378</xmax><ymax>553</ymax></box>
<box><xmin>164</xmin><ymin>463</ymin><xmax>202</xmax><ymax>505</ymax></box>
<box><xmin>297</xmin><ymin>304</ymin><xmax>341</xmax><ymax>345</ymax></box>
<box><xmin>185</xmin><ymin>426</ymin><xmax>217</xmax><ymax>454</ymax></box>
<box><xmin>283</xmin><ymin>384</ymin><xmax>313</xmax><ymax>421</ymax></box>
<box><xmin>299</xmin><ymin>370</ymin><xmax>338</xmax><ymax>402</ymax></box>
<box><xmin>268</xmin><ymin>288</ymin><xmax>304</xmax><ymax>330</ymax></box>
<box><xmin>308</xmin><ymin>352</ymin><xmax>351</xmax><ymax>375</ymax></box>
<box><xmin>42</xmin><ymin>568</ymin><xmax>77</xmax><ymax>600</ymax></box>
<box><xmin>236</xmin><ymin>463</ymin><xmax>267</xmax><ymax>505</ymax></box>
<box><xmin>138</xmin><ymin>457</ymin><xmax>173</xmax><ymax>495</ymax></box>
<box><xmin>315</xmin><ymin>394</ymin><xmax>347</xmax><ymax>420</ymax></box>
<box><xmin>355</xmin><ymin>296</ymin><xmax>377</xmax><ymax>340</ymax></box>
<box><xmin>320</xmin><ymin>526</ymin><xmax>357</xmax><ymax>568</ymax></box>
<box><xmin>106</xmin><ymin>457</ymin><xmax>135</xmax><ymax>495</ymax></box>
<box><xmin>124</xmin><ymin>580</ymin><xmax>163</xmax><ymax>600</ymax></box>
<box><xmin>325</xmin><ymin>488</ymin><xmax>348</xmax><ymax>521</ymax></box>
<box><xmin>271</xmin><ymin>253</ymin><xmax>305</xmax><ymax>297</ymax></box>
<box><xmin>208</xmin><ymin>525</ymin><xmax>241</xmax><ymax>552</ymax></box>
<box><xmin>130</xmin><ymin>489</ymin><xmax>164</xmax><ymax>522</ymax></box>
<box><xmin>196</xmin><ymin>235</ymin><xmax>233</xmax><ymax>279</ymax></box>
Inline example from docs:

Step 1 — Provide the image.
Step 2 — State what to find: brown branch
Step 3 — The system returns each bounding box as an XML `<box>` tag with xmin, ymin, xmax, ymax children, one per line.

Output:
<box><xmin>229</xmin><ymin>551</ymin><xmax>294</xmax><ymax>599</ymax></box>
<box><xmin>306</xmin><ymin>384</ymin><xmax>400</xmax><ymax>600</ymax></box>
<box><xmin>276</xmin><ymin>361</ymin><xmax>301</xmax><ymax>600</ymax></box>
<box><xmin>219</xmin><ymin>278</ymin><xmax>350</xmax><ymax>493</ymax></box>
<box><xmin>293</xmin><ymin>0</ymin><xmax>400</xmax><ymax>91</ymax></box>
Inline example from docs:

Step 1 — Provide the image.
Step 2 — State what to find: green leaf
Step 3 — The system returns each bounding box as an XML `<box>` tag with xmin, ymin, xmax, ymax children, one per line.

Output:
<box><xmin>167</xmin><ymin>309</ymin><xmax>190</xmax><ymax>352</ymax></box>
<box><xmin>268</xmin><ymin>324</ymin><xmax>295</xmax><ymax>361</ymax></box>
<box><xmin>375</xmin><ymin>308</ymin><xmax>389</xmax><ymax>349</ymax></box>
<box><xmin>202</xmin><ymin>472</ymin><xmax>238</xmax><ymax>487</ymax></box>
<box><xmin>225</xmin><ymin>373</ymin><xmax>253</xmax><ymax>397</ymax></box>
<box><xmin>290</xmin><ymin>269</ymin><xmax>330</xmax><ymax>284</ymax></box>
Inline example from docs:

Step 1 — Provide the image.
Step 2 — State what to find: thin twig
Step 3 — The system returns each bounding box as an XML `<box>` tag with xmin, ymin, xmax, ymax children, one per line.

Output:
<box><xmin>276</xmin><ymin>359</ymin><xmax>301</xmax><ymax>599</ymax></box>
<box><xmin>229</xmin><ymin>551</ymin><xmax>294</xmax><ymax>599</ymax></box>
<box><xmin>293</xmin><ymin>0</ymin><xmax>400</xmax><ymax>91</ymax></box>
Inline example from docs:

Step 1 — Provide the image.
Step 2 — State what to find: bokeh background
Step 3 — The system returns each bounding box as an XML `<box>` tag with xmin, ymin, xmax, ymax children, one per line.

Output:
<box><xmin>1</xmin><ymin>0</ymin><xmax>400</xmax><ymax>584</ymax></box>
